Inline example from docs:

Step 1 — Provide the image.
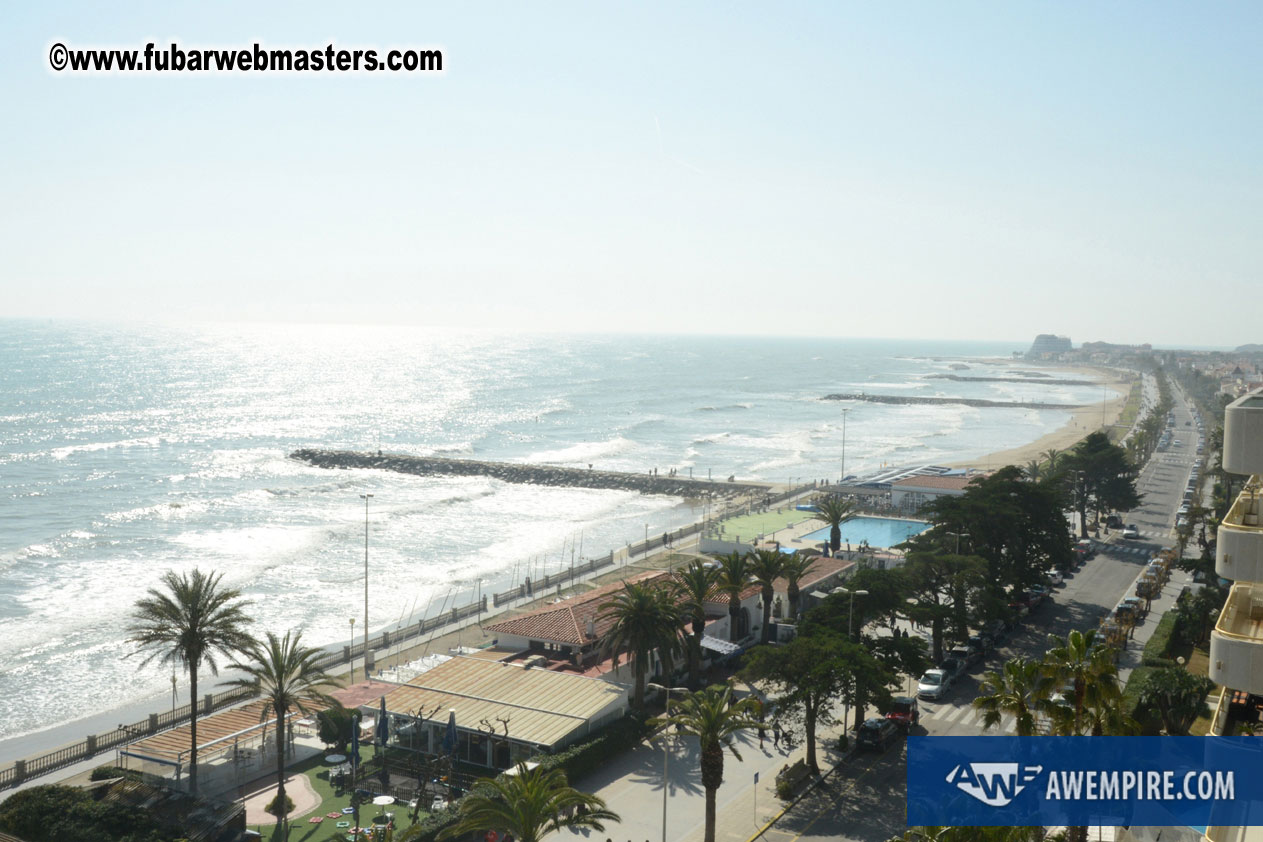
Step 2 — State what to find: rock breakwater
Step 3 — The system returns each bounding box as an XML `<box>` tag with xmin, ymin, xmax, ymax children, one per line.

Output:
<box><xmin>290</xmin><ymin>449</ymin><xmax>771</xmax><ymax>498</ymax></box>
<box><xmin>821</xmin><ymin>394</ymin><xmax>1083</xmax><ymax>410</ymax></box>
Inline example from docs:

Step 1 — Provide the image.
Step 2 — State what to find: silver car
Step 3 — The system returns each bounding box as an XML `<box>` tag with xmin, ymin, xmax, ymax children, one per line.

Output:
<box><xmin>917</xmin><ymin>668</ymin><xmax>951</xmax><ymax>700</ymax></box>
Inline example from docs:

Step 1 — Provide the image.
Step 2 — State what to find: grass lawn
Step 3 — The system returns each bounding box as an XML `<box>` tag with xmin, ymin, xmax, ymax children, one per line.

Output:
<box><xmin>714</xmin><ymin>508</ymin><xmax>812</xmax><ymax>543</ymax></box>
<box><xmin>247</xmin><ymin>745</ymin><xmax>433</xmax><ymax>842</ymax></box>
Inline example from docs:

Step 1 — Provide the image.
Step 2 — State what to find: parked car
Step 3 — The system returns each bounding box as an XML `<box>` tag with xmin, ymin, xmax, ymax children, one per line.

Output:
<box><xmin>857</xmin><ymin>717</ymin><xmax>900</xmax><ymax>750</ymax></box>
<box><xmin>917</xmin><ymin>668</ymin><xmax>952</xmax><ymax>700</ymax></box>
<box><xmin>1122</xmin><ymin>525</ymin><xmax>1140</xmax><ymax>539</ymax></box>
<box><xmin>949</xmin><ymin>645</ymin><xmax>982</xmax><ymax>669</ymax></box>
<box><xmin>1075</xmin><ymin>538</ymin><xmax>1096</xmax><ymax>560</ymax></box>
<box><xmin>1046</xmin><ymin>569</ymin><xmax>1063</xmax><ymax>586</ymax></box>
<box><xmin>969</xmin><ymin>633</ymin><xmax>991</xmax><ymax>653</ymax></box>
<box><xmin>939</xmin><ymin>656</ymin><xmax>965</xmax><ymax>679</ymax></box>
<box><xmin>1029</xmin><ymin>584</ymin><xmax>1052</xmax><ymax>604</ymax></box>
<box><xmin>885</xmin><ymin>695</ymin><xmax>920</xmax><ymax>729</ymax></box>
<box><xmin>1105</xmin><ymin>515</ymin><xmax>1124</xmax><ymax>529</ymax></box>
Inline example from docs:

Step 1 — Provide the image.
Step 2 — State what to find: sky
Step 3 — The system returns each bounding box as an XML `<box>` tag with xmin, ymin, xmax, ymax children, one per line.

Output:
<box><xmin>1</xmin><ymin>2</ymin><xmax>1259</xmax><ymax>347</ymax></box>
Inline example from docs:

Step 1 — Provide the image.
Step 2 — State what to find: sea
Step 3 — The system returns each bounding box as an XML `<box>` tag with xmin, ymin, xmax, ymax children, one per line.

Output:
<box><xmin>0</xmin><ymin>320</ymin><xmax>1113</xmax><ymax>752</ymax></box>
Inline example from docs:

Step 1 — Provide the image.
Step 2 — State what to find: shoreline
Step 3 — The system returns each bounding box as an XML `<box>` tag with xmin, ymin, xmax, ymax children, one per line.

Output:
<box><xmin>946</xmin><ymin>364</ymin><xmax>1132</xmax><ymax>470</ymax></box>
<box><xmin>0</xmin><ymin>363</ymin><xmax>1129</xmax><ymax>782</ymax></box>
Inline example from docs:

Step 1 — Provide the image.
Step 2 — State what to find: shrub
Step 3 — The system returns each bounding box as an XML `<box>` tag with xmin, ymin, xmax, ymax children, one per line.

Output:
<box><xmin>837</xmin><ymin>734</ymin><xmax>849</xmax><ymax>752</ymax></box>
<box><xmin>1142</xmin><ymin>610</ymin><xmax>1179</xmax><ymax>663</ymax></box>
<box><xmin>530</xmin><ymin>714</ymin><xmax>651</xmax><ymax>782</ymax></box>
<box><xmin>265</xmin><ymin>794</ymin><xmax>294</xmax><ymax>816</ymax></box>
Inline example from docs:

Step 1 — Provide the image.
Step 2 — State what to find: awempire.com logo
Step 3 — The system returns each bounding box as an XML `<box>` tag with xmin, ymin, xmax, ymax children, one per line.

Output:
<box><xmin>908</xmin><ymin>737</ymin><xmax>1263</xmax><ymax>827</ymax></box>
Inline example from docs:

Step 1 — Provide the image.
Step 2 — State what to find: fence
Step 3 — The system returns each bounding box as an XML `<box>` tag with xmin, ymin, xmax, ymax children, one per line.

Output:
<box><xmin>0</xmin><ymin>483</ymin><xmax>826</xmax><ymax>792</ymax></box>
<box><xmin>0</xmin><ymin>593</ymin><xmax>490</xmax><ymax>792</ymax></box>
<box><xmin>490</xmin><ymin>482</ymin><xmax>821</xmax><ymax>607</ymax></box>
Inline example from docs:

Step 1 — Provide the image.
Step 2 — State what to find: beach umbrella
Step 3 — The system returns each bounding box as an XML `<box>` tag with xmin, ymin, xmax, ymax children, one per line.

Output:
<box><xmin>442</xmin><ymin>709</ymin><xmax>457</xmax><ymax>756</ymax></box>
<box><xmin>377</xmin><ymin>696</ymin><xmax>389</xmax><ymax>747</ymax></box>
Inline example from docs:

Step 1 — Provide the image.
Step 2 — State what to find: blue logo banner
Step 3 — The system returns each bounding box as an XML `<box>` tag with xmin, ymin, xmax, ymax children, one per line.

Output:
<box><xmin>908</xmin><ymin>736</ymin><xmax>1263</xmax><ymax>827</ymax></box>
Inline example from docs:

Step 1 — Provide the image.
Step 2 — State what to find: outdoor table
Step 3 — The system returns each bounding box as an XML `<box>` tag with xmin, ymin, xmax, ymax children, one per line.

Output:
<box><xmin>325</xmin><ymin>754</ymin><xmax>346</xmax><ymax>764</ymax></box>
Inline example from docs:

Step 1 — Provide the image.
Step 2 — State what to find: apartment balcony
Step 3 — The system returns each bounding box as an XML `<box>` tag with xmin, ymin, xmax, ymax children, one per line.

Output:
<box><xmin>1216</xmin><ymin>477</ymin><xmax>1263</xmax><ymax>582</ymax></box>
<box><xmin>1205</xmin><ymin>826</ymin><xmax>1263</xmax><ymax>842</ymax></box>
<box><xmin>1210</xmin><ymin>686</ymin><xmax>1230</xmax><ymax>736</ymax></box>
<box><xmin>1210</xmin><ymin>582</ymin><xmax>1263</xmax><ymax>695</ymax></box>
<box><xmin>1223</xmin><ymin>391</ymin><xmax>1263</xmax><ymax>476</ymax></box>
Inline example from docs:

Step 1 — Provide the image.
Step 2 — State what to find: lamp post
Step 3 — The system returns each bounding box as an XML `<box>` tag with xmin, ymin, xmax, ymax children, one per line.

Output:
<box><xmin>647</xmin><ymin>683</ymin><xmax>690</xmax><ymax>842</ymax></box>
<box><xmin>349</xmin><ymin>618</ymin><xmax>356</xmax><ymax>684</ymax></box>
<box><xmin>836</xmin><ymin>588</ymin><xmax>867</xmax><ymax>735</ymax></box>
<box><xmin>171</xmin><ymin>674</ymin><xmax>177</xmax><ymax>721</ymax></box>
<box><xmin>946</xmin><ymin>531</ymin><xmax>970</xmax><ymax>555</ymax></box>
<box><xmin>361</xmin><ymin>493</ymin><xmax>373</xmax><ymax>680</ymax></box>
<box><xmin>840</xmin><ymin>408</ymin><xmax>850</xmax><ymax>484</ymax></box>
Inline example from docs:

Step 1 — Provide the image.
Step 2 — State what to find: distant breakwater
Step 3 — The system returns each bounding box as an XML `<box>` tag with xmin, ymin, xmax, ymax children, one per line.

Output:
<box><xmin>290</xmin><ymin>449</ymin><xmax>771</xmax><ymax>497</ymax></box>
<box><xmin>821</xmin><ymin>394</ymin><xmax>1084</xmax><ymax>410</ymax></box>
<box><xmin>926</xmin><ymin>374</ymin><xmax>1095</xmax><ymax>386</ymax></box>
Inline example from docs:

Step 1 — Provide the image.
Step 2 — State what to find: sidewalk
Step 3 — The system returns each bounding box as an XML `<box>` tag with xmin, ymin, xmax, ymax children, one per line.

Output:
<box><xmin>549</xmin><ymin>691</ymin><xmax>852</xmax><ymax>842</ymax></box>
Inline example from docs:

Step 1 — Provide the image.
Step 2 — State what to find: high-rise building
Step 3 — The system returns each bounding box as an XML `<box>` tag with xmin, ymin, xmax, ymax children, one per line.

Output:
<box><xmin>1203</xmin><ymin>390</ymin><xmax>1263</xmax><ymax>841</ymax></box>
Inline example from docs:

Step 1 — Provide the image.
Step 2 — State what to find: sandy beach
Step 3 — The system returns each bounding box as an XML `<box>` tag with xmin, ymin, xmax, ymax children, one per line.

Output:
<box><xmin>948</xmin><ymin>365</ymin><xmax>1133</xmax><ymax>470</ymax></box>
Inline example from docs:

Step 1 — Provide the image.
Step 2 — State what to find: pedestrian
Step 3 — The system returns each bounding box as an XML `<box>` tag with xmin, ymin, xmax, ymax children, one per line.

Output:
<box><xmin>773</xmin><ymin>723</ymin><xmax>781</xmax><ymax>747</ymax></box>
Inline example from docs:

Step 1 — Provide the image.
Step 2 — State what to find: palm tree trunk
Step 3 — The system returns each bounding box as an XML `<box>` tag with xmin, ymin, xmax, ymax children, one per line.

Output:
<box><xmin>633</xmin><ymin>657</ymin><xmax>645</xmax><ymax>709</ymax></box>
<box><xmin>276</xmin><ymin>705</ymin><xmax>288</xmax><ymax>825</ymax></box>
<box><xmin>704</xmin><ymin>785</ymin><xmax>718</xmax><ymax>842</ymax></box>
<box><xmin>188</xmin><ymin>667</ymin><xmax>198</xmax><ymax>795</ymax></box>
<box><xmin>690</xmin><ymin>624</ymin><xmax>703</xmax><ymax>689</ymax></box>
<box><xmin>830</xmin><ymin>525</ymin><xmax>840</xmax><ymax>553</ymax></box>
<box><xmin>760</xmin><ymin>585</ymin><xmax>773</xmax><ymax>644</ymax></box>
<box><xmin>787</xmin><ymin>583</ymin><xmax>799</xmax><ymax>622</ymax></box>
<box><xmin>728</xmin><ymin>596</ymin><xmax>740</xmax><ymax>643</ymax></box>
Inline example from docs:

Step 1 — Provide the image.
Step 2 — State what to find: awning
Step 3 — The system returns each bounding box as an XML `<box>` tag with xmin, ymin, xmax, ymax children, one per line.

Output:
<box><xmin>700</xmin><ymin>636</ymin><xmax>742</xmax><ymax>656</ymax></box>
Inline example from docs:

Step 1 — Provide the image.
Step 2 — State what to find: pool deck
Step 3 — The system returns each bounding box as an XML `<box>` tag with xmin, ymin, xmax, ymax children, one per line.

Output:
<box><xmin>707</xmin><ymin>507</ymin><xmax>926</xmax><ymax>563</ymax></box>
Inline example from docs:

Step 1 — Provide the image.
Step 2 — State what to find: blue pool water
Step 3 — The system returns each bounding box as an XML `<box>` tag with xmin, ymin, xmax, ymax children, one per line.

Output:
<box><xmin>801</xmin><ymin>516</ymin><xmax>930</xmax><ymax>549</ymax></box>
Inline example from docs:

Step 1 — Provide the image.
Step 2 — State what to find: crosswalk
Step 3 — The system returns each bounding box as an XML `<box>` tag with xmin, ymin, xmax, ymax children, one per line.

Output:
<box><xmin>919</xmin><ymin>702</ymin><xmax>1019</xmax><ymax>734</ymax></box>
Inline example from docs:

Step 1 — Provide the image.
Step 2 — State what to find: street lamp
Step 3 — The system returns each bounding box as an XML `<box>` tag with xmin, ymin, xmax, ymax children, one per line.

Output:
<box><xmin>360</xmin><ymin>493</ymin><xmax>373</xmax><ymax>680</ymax></box>
<box><xmin>835</xmin><ymin>588</ymin><xmax>867</xmax><ymax>735</ymax></box>
<box><xmin>945</xmin><ymin>531</ymin><xmax>970</xmax><ymax>555</ymax></box>
<box><xmin>171</xmin><ymin>674</ymin><xmax>177</xmax><ymax>721</ymax></box>
<box><xmin>647</xmin><ymin>683</ymin><xmax>690</xmax><ymax>842</ymax></box>
<box><xmin>349</xmin><ymin>618</ymin><xmax>356</xmax><ymax>683</ymax></box>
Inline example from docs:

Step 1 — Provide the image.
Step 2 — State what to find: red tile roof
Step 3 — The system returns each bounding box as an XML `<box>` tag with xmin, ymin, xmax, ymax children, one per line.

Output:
<box><xmin>486</xmin><ymin>570</ymin><xmax>674</xmax><ymax>647</ymax></box>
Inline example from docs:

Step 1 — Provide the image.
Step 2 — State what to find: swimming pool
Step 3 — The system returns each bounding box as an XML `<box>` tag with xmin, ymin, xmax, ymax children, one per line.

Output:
<box><xmin>800</xmin><ymin>516</ymin><xmax>930</xmax><ymax>549</ymax></box>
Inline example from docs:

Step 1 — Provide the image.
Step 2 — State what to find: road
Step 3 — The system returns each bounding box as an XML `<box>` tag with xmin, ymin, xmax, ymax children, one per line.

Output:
<box><xmin>767</xmin><ymin>385</ymin><xmax>1205</xmax><ymax>841</ymax></box>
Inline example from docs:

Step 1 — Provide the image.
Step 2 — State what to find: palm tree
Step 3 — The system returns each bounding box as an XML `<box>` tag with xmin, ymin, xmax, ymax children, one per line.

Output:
<box><xmin>225</xmin><ymin>630</ymin><xmax>340</xmax><ymax>822</ymax></box>
<box><xmin>653</xmin><ymin>684</ymin><xmax>760</xmax><ymax>842</ymax></box>
<box><xmin>808</xmin><ymin>495</ymin><xmax>854</xmax><ymax>553</ymax></box>
<box><xmin>127</xmin><ymin>568</ymin><xmax>254</xmax><ymax>795</ymax></box>
<box><xmin>1136</xmin><ymin>667</ymin><xmax>1216</xmax><ymax>736</ymax></box>
<box><xmin>779</xmin><ymin>552</ymin><xmax>818</xmax><ymax>622</ymax></box>
<box><xmin>597</xmin><ymin>581</ymin><xmax>685</xmax><ymax>709</ymax></box>
<box><xmin>747</xmin><ymin>549</ymin><xmax>786</xmax><ymax>645</ymax></box>
<box><xmin>673</xmin><ymin>560</ymin><xmax>719</xmax><ymax>689</ymax></box>
<box><xmin>437</xmin><ymin>764</ymin><xmax>618</xmax><ymax>842</ymax></box>
<box><xmin>714</xmin><ymin>551</ymin><xmax>753</xmax><ymax>643</ymax></box>
<box><xmin>1023</xmin><ymin>459</ymin><xmax>1042</xmax><ymax>482</ymax></box>
<box><xmin>1042</xmin><ymin>447</ymin><xmax>1062</xmax><ymax>473</ymax></box>
<box><xmin>972</xmin><ymin>657</ymin><xmax>1050</xmax><ymax>737</ymax></box>
<box><xmin>1040</xmin><ymin>629</ymin><xmax>1117</xmax><ymax>737</ymax></box>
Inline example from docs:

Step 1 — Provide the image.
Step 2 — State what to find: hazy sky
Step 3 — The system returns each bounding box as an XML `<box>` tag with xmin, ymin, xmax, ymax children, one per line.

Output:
<box><xmin>2</xmin><ymin>3</ymin><xmax>1259</xmax><ymax>346</ymax></box>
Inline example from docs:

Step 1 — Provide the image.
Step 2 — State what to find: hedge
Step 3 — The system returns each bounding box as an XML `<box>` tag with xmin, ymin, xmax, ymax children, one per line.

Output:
<box><xmin>530</xmin><ymin>714</ymin><xmax>651</xmax><ymax>782</ymax></box>
<box><xmin>1142</xmin><ymin>610</ymin><xmax>1179</xmax><ymax>664</ymax></box>
<box><xmin>1121</xmin><ymin>666</ymin><xmax>1163</xmax><ymax>735</ymax></box>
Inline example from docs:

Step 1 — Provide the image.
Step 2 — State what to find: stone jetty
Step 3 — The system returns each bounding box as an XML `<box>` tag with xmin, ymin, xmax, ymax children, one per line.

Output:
<box><xmin>926</xmin><ymin>374</ymin><xmax>1094</xmax><ymax>386</ymax></box>
<box><xmin>290</xmin><ymin>448</ymin><xmax>771</xmax><ymax>498</ymax></box>
<box><xmin>821</xmin><ymin>394</ymin><xmax>1083</xmax><ymax>410</ymax></box>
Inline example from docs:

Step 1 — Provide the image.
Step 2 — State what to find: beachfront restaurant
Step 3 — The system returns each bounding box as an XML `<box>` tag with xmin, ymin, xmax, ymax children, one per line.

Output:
<box><xmin>118</xmin><ymin>699</ymin><xmax>321</xmax><ymax>795</ymax></box>
<box><xmin>370</xmin><ymin>654</ymin><xmax>628</xmax><ymax>770</ymax></box>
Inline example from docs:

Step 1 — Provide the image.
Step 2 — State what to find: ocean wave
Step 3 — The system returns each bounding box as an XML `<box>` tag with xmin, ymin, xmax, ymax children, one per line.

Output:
<box><xmin>691</xmin><ymin>432</ymin><xmax>732</xmax><ymax>445</ymax></box>
<box><xmin>696</xmin><ymin>403</ymin><xmax>754</xmax><ymax>412</ymax></box>
<box><xmin>49</xmin><ymin>436</ymin><xmax>163</xmax><ymax>460</ymax></box>
<box><xmin>524</xmin><ymin>436</ymin><xmax>636</xmax><ymax>465</ymax></box>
